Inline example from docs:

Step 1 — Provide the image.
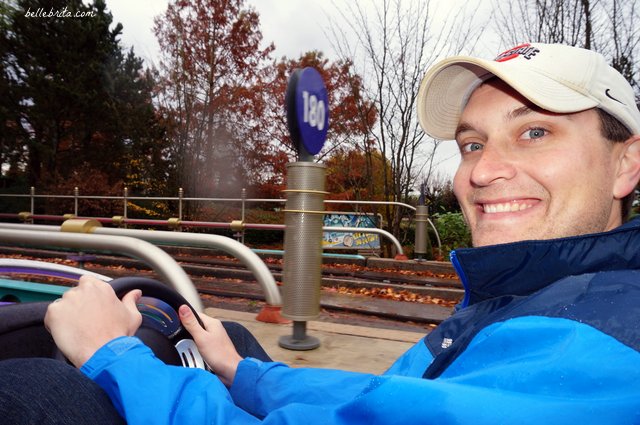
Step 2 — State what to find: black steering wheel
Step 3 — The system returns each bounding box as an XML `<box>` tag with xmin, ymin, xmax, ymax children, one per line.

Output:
<box><xmin>54</xmin><ymin>277</ymin><xmax>209</xmax><ymax>369</ymax></box>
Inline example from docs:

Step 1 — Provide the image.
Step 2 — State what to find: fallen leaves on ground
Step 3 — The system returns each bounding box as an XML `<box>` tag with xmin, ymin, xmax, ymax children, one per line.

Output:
<box><xmin>324</xmin><ymin>263</ymin><xmax>458</xmax><ymax>280</ymax></box>
<box><xmin>328</xmin><ymin>286</ymin><xmax>458</xmax><ymax>308</ymax></box>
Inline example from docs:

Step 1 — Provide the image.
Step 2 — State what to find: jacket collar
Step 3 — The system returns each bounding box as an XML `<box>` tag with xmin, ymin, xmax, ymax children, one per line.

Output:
<box><xmin>451</xmin><ymin>217</ymin><xmax>640</xmax><ymax>308</ymax></box>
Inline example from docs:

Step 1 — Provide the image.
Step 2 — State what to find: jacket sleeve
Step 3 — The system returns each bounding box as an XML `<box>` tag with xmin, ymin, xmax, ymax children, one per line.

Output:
<box><xmin>81</xmin><ymin>337</ymin><xmax>261</xmax><ymax>424</ymax></box>
<box><xmin>82</xmin><ymin>316</ymin><xmax>640</xmax><ymax>425</ymax></box>
<box><xmin>230</xmin><ymin>316</ymin><xmax>640</xmax><ymax>425</ymax></box>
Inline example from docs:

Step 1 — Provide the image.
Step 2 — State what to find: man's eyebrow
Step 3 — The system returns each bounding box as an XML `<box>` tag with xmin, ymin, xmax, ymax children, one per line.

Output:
<box><xmin>510</xmin><ymin>103</ymin><xmax>571</xmax><ymax>121</ymax></box>
<box><xmin>454</xmin><ymin>122</ymin><xmax>476</xmax><ymax>140</ymax></box>
<box><xmin>508</xmin><ymin>105</ymin><xmax>535</xmax><ymax>120</ymax></box>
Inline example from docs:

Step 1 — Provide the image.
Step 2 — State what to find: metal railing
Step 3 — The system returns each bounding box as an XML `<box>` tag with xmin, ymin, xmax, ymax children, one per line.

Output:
<box><xmin>0</xmin><ymin>187</ymin><xmax>442</xmax><ymax>255</ymax></box>
<box><xmin>0</xmin><ymin>221</ymin><xmax>282</xmax><ymax>307</ymax></box>
<box><xmin>1</xmin><ymin>187</ymin><xmax>417</xmax><ymax>217</ymax></box>
<box><xmin>0</xmin><ymin>227</ymin><xmax>204</xmax><ymax>311</ymax></box>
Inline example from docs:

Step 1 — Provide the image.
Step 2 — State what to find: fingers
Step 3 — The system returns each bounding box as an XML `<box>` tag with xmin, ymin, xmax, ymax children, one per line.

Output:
<box><xmin>177</xmin><ymin>305</ymin><xmax>242</xmax><ymax>386</ymax></box>
<box><xmin>121</xmin><ymin>289</ymin><xmax>143</xmax><ymax>333</ymax></box>
<box><xmin>45</xmin><ymin>275</ymin><xmax>133</xmax><ymax>367</ymax></box>
<box><xmin>121</xmin><ymin>289</ymin><xmax>142</xmax><ymax>314</ymax></box>
<box><xmin>179</xmin><ymin>305</ymin><xmax>209</xmax><ymax>338</ymax></box>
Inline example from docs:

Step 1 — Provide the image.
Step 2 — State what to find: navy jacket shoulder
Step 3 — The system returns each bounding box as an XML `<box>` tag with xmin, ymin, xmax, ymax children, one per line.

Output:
<box><xmin>424</xmin><ymin>218</ymin><xmax>640</xmax><ymax>378</ymax></box>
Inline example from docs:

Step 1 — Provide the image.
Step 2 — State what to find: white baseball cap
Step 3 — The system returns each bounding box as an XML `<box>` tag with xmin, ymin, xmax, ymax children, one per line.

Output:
<box><xmin>417</xmin><ymin>43</ymin><xmax>640</xmax><ymax>140</ymax></box>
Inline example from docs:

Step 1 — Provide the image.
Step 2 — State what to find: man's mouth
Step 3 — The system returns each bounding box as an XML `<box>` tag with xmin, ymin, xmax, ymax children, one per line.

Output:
<box><xmin>481</xmin><ymin>201</ymin><xmax>535</xmax><ymax>214</ymax></box>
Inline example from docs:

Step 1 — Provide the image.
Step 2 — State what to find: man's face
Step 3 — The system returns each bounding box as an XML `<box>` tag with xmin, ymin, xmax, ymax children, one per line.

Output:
<box><xmin>453</xmin><ymin>79</ymin><xmax>627</xmax><ymax>247</ymax></box>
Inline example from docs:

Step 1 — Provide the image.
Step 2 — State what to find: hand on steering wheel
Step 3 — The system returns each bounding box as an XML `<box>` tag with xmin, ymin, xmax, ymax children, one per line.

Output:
<box><xmin>46</xmin><ymin>276</ymin><xmax>208</xmax><ymax>370</ymax></box>
<box><xmin>112</xmin><ymin>277</ymin><xmax>244</xmax><ymax>384</ymax></box>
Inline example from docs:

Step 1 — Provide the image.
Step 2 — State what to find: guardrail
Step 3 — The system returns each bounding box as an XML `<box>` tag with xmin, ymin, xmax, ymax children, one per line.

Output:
<box><xmin>0</xmin><ymin>227</ymin><xmax>204</xmax><ymax>311</ymax></box>
<box><xmin>0</xmin><ymin>187</ymin><xmax>442</xmax><ymax>256</ymax></box>
<box><xmin>0</xmin><ymin>213</ymin><xmax>406</xmax><ymax>258</ymax></box>
<box><xmin>0</xmin><ymin>187</ymin><xmax>418</xmax><ymax>219</ymax></box>
<box><xmin>0</xmin><ymin>221</ymin><xmax>282</xmax><ymax>308</ymax></box>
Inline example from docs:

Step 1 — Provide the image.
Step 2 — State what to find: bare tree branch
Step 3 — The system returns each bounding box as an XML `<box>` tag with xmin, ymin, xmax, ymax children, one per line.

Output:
<box><xmin>493</xmin><ymin>0</ymin><xmax>639</xmax><ymax>93</ymax></box>
<box><xmin>328</xmin><ymin>0</ymin><xmax>486</xmax><ymax>244</ymax></box>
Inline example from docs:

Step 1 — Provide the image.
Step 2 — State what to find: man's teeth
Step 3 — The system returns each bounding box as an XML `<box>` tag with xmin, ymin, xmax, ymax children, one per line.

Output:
<box><xmin>483</xmin><ymin>202</ymin><xmax>532</xmax><ymax>214</ymax></box>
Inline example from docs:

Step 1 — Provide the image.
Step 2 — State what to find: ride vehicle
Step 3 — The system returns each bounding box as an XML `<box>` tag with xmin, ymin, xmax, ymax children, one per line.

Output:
<box><xmin>0</xmin><ymin>222</ymin><xmax>278</xmax><ymax>368</ymax></box>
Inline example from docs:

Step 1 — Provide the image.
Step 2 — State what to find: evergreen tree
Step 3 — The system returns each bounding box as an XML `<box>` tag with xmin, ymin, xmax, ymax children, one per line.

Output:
<box><xmin>1</xmin><ymin>0</ymin><xmax>166</xmax><ymax>197</ymax></box>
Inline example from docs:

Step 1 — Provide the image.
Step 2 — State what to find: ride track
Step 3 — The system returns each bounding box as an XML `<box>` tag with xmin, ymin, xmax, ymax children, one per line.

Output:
<box><xmin>0</xmin><ymin>245</ymin><xmax>463</xmax><ymax>332</ymax></box>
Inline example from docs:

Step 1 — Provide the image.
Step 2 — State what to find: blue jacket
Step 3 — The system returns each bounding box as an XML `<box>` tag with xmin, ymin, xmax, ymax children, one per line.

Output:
<box><xmin>82</xmin><ymin>220</ymin><xmax>640</xmax><ymax>424</ymax></box>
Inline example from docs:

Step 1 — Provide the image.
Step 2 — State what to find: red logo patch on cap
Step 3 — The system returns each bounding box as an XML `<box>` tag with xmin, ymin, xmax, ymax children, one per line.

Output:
<box><xmin>494</xmin><ymin>44</ymin><xmax>540</xmax><ymax>62</ymax></box>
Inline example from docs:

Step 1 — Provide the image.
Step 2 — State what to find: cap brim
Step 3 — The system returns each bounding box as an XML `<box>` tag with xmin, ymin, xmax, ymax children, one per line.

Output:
<box><xmin>418</xmin><ymin>56</ymin><xmax>599</xmax><ymax>140</ymax></box>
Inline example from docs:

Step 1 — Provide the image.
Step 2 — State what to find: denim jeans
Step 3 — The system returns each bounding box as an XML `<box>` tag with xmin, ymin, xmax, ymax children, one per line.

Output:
<box><xmin>0</xmin><ymin>322</ymin><xmax>272</xmax><ymax>424</ymax></box>
<box><xmin>0</xmin><ymin>357</ymin><xmax>125</xmax><ymax>424</ymax></box>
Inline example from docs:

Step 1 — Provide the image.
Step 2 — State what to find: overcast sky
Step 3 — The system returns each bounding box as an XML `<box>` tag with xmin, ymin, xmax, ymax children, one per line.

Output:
<box><xmin>105</xmin><ymin>0</ymin><xmax>340</xmax><ymax>67</ymax></box>
<box><xmin>104</xmin><ymin>0</ymin><xmax>464</xmax><ymax>181</ymax></box>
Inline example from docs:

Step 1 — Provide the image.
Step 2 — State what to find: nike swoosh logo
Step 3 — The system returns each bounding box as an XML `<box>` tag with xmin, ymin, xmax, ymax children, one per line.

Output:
<box><xmin>605</xmin><ymin>89</ymin><xmax>625</xmax><ymax>105</ymax></box>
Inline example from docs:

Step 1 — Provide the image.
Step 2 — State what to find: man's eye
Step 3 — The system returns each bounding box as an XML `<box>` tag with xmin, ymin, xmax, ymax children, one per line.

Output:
<box><xmin>461</xmin><ymin>142</ymin><xmax>483</xmax><ymax>153</ymax></box>
<box><xmin>522</xmin><ymin>128</ymin><xmax>547</xmax><ymax>140</ymax></box>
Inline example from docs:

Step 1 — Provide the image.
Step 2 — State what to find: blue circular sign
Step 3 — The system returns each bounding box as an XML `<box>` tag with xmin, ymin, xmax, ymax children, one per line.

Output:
<box><xmin>285</xmin><ymin>67</ymin><xmax>329</xmax><ymax>158</ymax></box>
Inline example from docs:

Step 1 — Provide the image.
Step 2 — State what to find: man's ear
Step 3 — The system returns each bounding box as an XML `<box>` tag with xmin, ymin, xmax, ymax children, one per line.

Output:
<box><xmin>614</xmin><ymin>135</ymin><xmax>640</xmax><ymax>200</ymax></box>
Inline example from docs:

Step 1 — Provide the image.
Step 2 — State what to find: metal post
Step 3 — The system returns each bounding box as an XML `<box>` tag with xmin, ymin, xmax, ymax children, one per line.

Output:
<box><xmin>240</xmin><ymin>188</ymin><xmax>246</xmax><ymax>244</ymax></box>
<box><xmin>414</xmin><ymin>204</ymin><xmax>429</xmax><ymax>260</ymax></box>
<box><xmin>178</xmin><ymin>188</ymin><xmax>184</xmax><ymax>220</ymax></box>
<box><xmin>73</xmin><ymin>186</ymin><xmax>83</xmax><ymax>265</ymax></box>
<box><xmin>30</xmin><ymin>187</ymin><xmax>35</xmax><ymax>215</ymax></box>
<box><xmin>123</xmin><ymin>187</ymin><xmax>128</xmax><ymax>229</ymax></box>
<box><xmin>73</xmin><ymin>187</ymin><xmax>79</xmax><ymax>216</ymax></box>
<box><xmin>279</xmin><ymin>162</ymin><xmax>326</xmax><ymax>351</ymax></box>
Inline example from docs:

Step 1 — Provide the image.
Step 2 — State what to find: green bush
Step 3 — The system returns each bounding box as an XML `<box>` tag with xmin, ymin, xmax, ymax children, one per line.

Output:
<box><xmin>432</xmin><ymin>212</ymin><xmax>472</xmax><ymax>258</ymax></box>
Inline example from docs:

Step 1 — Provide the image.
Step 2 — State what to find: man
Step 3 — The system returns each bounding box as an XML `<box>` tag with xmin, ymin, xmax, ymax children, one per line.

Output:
<box><xmin>3</xmin><ymin>42</ymin><xmax>640</xmax><ymax>424</ymax></box>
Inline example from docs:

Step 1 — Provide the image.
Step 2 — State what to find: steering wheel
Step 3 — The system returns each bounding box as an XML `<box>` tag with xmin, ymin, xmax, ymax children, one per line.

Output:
<box><xmin>54</xmin><ymin>277</ymin><xmax>209</xmax><ymax>370</ymax></box>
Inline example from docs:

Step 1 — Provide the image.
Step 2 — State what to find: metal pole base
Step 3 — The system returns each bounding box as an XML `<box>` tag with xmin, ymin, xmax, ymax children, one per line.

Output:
<box><xmin>278</xmin><ymin>321</ymin><xmax>320</xmax><ymax>351</ymax></box>
<box><xmin>278</xmin><ymin>334</ymin><xmax>320</xmax><ymax>351</ymax></box>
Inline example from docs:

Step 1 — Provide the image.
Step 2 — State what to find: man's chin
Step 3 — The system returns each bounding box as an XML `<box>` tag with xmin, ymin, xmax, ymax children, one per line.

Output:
<box><xmin>471</xmin><ymin>228</ymin><xmax>539</xmax><ymax>247</ymax></box>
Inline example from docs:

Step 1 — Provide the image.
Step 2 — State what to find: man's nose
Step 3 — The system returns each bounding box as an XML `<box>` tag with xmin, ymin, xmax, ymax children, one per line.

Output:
<box><xmin>469</xmin><ymin>144</ymin><xmax>517</xmax><ymax>186</ymax></box>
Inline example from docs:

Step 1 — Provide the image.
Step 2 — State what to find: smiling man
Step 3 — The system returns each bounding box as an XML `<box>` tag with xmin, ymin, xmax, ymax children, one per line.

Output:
<box><xmin>419</xmin><ymin>43</ymin><xmax>640</xmax><ymax>247</ymax></box>
<box><xmin>2</xmin><ymin>43</ymin><xmax>640</xmax><ymax>425</ymax></box>
<box><xmin>454</xmin><ymin>82</ymin><xmax>632</xmax><ymax>245</ymax></box>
